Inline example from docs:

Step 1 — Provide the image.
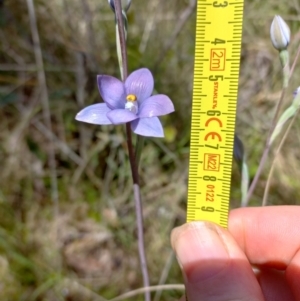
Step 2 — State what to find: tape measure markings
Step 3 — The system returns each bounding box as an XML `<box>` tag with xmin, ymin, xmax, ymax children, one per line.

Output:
<box><xmin>187</xmin><ymin>0</ymin><xmax>243</xmax><ymax>228</ymax></box>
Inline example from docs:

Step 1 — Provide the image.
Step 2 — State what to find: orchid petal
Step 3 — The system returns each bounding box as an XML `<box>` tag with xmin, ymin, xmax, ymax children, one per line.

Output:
<box><xmin>131</xmin><ymin>117</ymin><xmax>164</xmax><ymax>137</ymax></box>
<box><xmin>125</xmin><ymin>68</ymin><xmax>154</xmax><ymax>103</ymax></box>
<box><xmin>107</xmin><ymin>109</ymin><xmax>138</xmax><ymax>124</ymax></box>
<box><xmin>97</xmin><ymin>75</ymin><xmax>125</xmax><ymax>109</ymax></box>
<box><xmin>75</xmin><ymin>103</ymin><xmax>112</xmax><ymax>125</ymax></box>
<box><xmin>138</xmin><ymin>94</ymin><xmax>174</xmax><ymax>118</ymax></box>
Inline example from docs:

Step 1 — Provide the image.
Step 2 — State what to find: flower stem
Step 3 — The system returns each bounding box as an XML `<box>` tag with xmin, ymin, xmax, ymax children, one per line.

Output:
<box><xmin>262</xmin><ymin>108</ymin><xmax>299</xmax><ymax>206</ymax></box>
<box><xmin>113</xmin><ymin>1</ymin><xmax>150</xmax><ymax>300</ymax></box>
<box><xmin>134</xmin><ymin>183</ymin><xmax>151</xmax><ymax>298</ymax></box>
<box><xmin>245</xmin><ymin>87</ymin><xmax>286</xmax><ymax>205</ymax></box>
<box><xmin>114</xmin><ymin>2</ymin><xmax>128</xmax><ymax>79</ymax></box>
<box><xmin>245</xmin><ymin>43</ymin><xmax>300</xmax><ymax>204</ymax></box>
<box><xmin>262</xmin><ymin>44</ymin><xmax>300</xmax><ymax>205</ymax></box>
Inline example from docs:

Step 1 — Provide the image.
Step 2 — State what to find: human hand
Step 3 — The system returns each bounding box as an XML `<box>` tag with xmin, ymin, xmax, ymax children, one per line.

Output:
<box><xmin>171</xmin><ymin>206</ymin><xmax>300</xmax><ymax>301</ymax></box>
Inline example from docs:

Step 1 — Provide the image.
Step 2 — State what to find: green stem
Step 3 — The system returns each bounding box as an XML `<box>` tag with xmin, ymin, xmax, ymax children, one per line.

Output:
<box><xmin>262</xmin><ymin>108</ymin><xmax>300</xmax><ymax>205</ymax></box>
<box><xmin>279</xmin><ymin>50</ymin><xmax>290</xmax><ymax>88</ymax></box>
<box><xmin>135</xmin><ymin>135</ymin><xmax>145</xmax><ymax>170</ymax></box>
<box><xmin>245</xmin><ymin>87</ymin><xmax>286</xmax><ymax>204</ymax></box>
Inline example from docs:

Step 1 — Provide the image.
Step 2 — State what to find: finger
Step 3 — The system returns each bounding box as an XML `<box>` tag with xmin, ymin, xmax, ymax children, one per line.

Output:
<box><xmin>229</xmin><ymin>206</ymin><xmax>300</xmax><ymax>266</ymax></box>
<box><xmin>257</xmin><ymin>268</ymin><xmax>295</xmax><ymax>301</ymax></box>
<box><xmin>171</xmin><ymin>221</ymin><xmax>265</xmax><ymax>301</ymax></box>
<box><xmin>229</xmin><ymin>206</ymin><xmax>300</xmax><ymax>299</ymax></box>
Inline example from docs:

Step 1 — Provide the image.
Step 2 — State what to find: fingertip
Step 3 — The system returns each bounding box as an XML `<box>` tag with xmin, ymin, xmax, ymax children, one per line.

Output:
<box><xmin>171</xmin><ymin>222</ymin><xmax>230</xmax><ymax>283</ymax></box>
<box><xmin>170</xmin><ymin>222</ymin><xmax>193</xmax><ymax>250</ymax></box>
<box><xmin>171</xmin><ymin>222</ymin><xmax>217</xmax><ymax>252</ymax></box>
<box><xmin>171</xmin><ymin>221</ymin><xmax>265</xmax><ymax>301</ymax></box>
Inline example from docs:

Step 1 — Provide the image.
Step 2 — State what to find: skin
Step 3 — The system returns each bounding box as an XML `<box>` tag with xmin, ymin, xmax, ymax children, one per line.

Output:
<box><xmin>171</xmin><ymin>206</ymin><xmax>300</xmax><ymax>301</ymax></box>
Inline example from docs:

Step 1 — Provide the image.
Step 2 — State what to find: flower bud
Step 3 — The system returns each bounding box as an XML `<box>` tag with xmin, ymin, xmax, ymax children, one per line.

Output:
<box><xmin>293</xmin><ymin>87</ymin><xmax>300</xmax><ymax>97</ymax></box>
<box><xmin>108</xmin><ymin>0</ymin><xmax>131</xmax><ymax>12</ymax></box>
<box><xmin>270</xmin><ymin>15</ymin><xmax>290</xmax><ymax>51</ymax></box>
<box><xmin>292</xmin><ymin>86</ymin><xmax>300</xmax><ymax>107</ymax></box>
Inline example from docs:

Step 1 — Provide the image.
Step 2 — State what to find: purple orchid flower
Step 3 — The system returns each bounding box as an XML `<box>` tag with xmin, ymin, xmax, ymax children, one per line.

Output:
<box><xmin>75</xmin><ymin>68</ymin><xmax>174</xmax><ymax>137</ymax></box>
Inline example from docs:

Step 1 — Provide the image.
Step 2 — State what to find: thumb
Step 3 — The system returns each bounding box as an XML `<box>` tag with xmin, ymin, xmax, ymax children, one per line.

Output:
<box><xmin>171</xmin><ymin>221</ymin><xmax>264</xmax><ymax>301</ymax></box>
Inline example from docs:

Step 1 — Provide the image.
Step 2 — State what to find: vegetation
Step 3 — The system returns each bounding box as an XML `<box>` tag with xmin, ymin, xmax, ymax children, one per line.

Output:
<box><xmin>1</xmin><ymin>0</ymin><xmax>300</xmax><ymax>300</ymax></box>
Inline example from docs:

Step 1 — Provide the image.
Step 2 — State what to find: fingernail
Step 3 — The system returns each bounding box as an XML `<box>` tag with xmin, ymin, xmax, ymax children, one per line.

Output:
<box><xmin>172</xmin><ymin>222</ymin><xmax>229</xmax><ymax>283</ymax></box>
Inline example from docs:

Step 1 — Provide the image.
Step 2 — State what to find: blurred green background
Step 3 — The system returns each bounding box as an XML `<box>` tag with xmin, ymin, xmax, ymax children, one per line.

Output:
<box><xmin>1</xmin><ymin>0</ymin><xmax>300</xmax><ymax>300</ymax></box>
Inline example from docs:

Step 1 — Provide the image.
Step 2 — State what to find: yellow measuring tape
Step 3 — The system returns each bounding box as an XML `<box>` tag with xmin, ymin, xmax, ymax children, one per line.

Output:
<box><xmin>187</xmin><ymin>0</ymin><xmax>244</xmax><ymax>227</ymax></box>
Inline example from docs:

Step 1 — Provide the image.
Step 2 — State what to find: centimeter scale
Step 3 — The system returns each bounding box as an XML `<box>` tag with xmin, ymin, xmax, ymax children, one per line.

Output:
<box><xmin>187</xmin><ymin>0</ymin><xmax>244</xmax><ymax>227</ymax></box>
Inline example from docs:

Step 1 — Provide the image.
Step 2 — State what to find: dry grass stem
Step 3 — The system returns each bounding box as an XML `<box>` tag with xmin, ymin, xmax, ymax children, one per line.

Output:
<box><xmin>26</xmin><ymin>0</ymin><xmax>59</xmax><ymax>215</ymax></box>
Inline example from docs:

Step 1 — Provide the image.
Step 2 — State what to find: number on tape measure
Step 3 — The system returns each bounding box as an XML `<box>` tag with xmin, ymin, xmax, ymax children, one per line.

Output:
<box><xmin>187</xmin><ymin>0</ymin><xmax>244</xmax><ymax>227</ymax></box>
<box><xmin>213</xmin><ymin>1</ymin><xmax>228</xmax><ymax>8</ymax></box>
